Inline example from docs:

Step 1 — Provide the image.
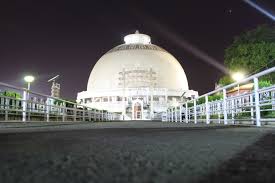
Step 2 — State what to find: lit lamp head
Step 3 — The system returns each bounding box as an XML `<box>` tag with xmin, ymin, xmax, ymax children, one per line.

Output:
<box><xmin>232</xmin><ymin>72</ymin><xmax>245</xmax><ymax>82</ymax></box>
<box><xmin>24</xmin><ymin>75</ymin><xmax>35</xmax><ymax>90</ymax></box>
<box><xmin>24</xmin><ymin>75</ymin><xmax>35</xmax><ymax>83</ymax></box>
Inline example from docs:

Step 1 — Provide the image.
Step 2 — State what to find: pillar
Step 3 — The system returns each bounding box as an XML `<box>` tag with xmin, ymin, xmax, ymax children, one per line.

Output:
<box><xmin>185</xmin><ymin>103</ymin><xmax>188</xmax><ymax>123</ymax></box>
<box><xmin>205</xmin><ymin>95</ymin><xmax>210</xmax><ymax>124</ymax></box>
<box><xmin>254</xmin><ymin>78</ymin><xmax>261</xmax><ymax>127</ymax></box>
<box><xmin>22</xmin><ymin>91</ymin><xmax>27</xmax><ymax>122</ymax></box>
<box><xmin>194</xmin><ymin>100</ymin><xmax>197</xmax><ymax>124</ymax></box>
<box><xmin>223</xmin><ymin>89</ymin><xmax>228</xmax><ymax>125</ymax></box>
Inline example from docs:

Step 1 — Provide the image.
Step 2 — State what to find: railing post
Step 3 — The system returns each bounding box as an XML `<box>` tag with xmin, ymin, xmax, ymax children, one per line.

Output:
<box><xmin>22</xmin><ymin>90</ymin><xmax>27</xmax><ymax>122</ymax></box>
<box><xmin>82</xmin><ymin>108</ymin><xmax>85</xmax><ymax>122</ymax></box>
<box><xmin>73</xmin><ymin>104</ymin><xmax>77</xmax><ymax>122</ymax></box>
<box><xmin>95</xmin><ymin>110</ymin><xmax>98</xmax><ymax>121</ymax></box>
<box><xmin>250</xmin><ymin>94</ymin><xmax>254</xmax><ymax>124</ymax></box>
<box><xmin>5</xmin><ymin>98</ymin><xmax>9</xmax><ymax>121</ymax></box>
<box><xmin>110</xmin><ymin>113</ymin><xmax>113</xmax><ymax>121</ymax></box>
<box><xmin>194</xmin><ymin>100</ymin><xmax>197</xmax><ymax>124</ymax></box>
<box><xmin>27</xmin><ymin>96</ymin><xmax>31</xmax><ymax>121</ymax></box>
<box><xmin>179</xmin><ymin>105</ymin><xmax>182</xmax><ymax>122</ymax></box>
<box><xmin>205</xmin><ymin>95</ymin><xmax>210</xmax><ymax>124</ymax></box>
<box><xmin>171</xmin><ymin>108</ymin><xmax>174</xmax><ymax>122</ymax></box>
<box><xmin>46</xmin><ymin>98</ymin><xmax>50</xmax><ymax>122</ymax></box>
<box><xmin>185</xmin><ymin>103</ymin><xmax>188</xmax><ymax>123</ymax></box>
<box><xmin>231</xmin><ymin>99</ymin><xmax>235</xmax><ymax>124</ymax></box>
<box><xmin>169</xmin><ymin>108</ymin><xmax>171</xmax><ymax>122</ymax></box>
<box><xmin>254</xmin><ymin>77</ymin><xmax>261</xmax><ymax>127</ymax></box>
<box><xmin>88</xmin><ymin>110</ymin><xmax>92</xmax><ymax>122</ymax></box>
<box><xmin>218</xmin><ymin>102</ymin><xmax>221</xmax><ymax>124</ymax></box>
<box><xmin>272</xmin><ymin>91</ymin><xmax>275</xmax><ymax>110</ymax></box>
<box><xmin>92</xmin><ymin>110</ymin><xmax>95</xmax><ymax>121</ymax></box>
<box><xmin>174</xmin><ymin>107</ymin><xmax>178</xmax><ymax>122</ymax></box>
<box><xmin>62</xmin><ymin>102</ymin><xmax>66</xmax><ymax>122</ymax></box>
<box><xmin>223</xmin><ymin>89</ymin><xmax>228</xmax><ymax>125</ymax></box>
<box><xmin>99</xmin><ymin>110</ymin><xmax>101</xmax><ymax>121</ymax></box>
<box><xmin>166</xmin><ymin>109</ymin><xmax>168</xmax><ymax>122</ymax></box>
<box><xmin>170</xmin><ymin>108</ymin><xmax>172</xmax><ymax>122</ymax></box>
<box><xmin>98</xmin><ymin>110</ymin><xmax>100</xmax><ymax>121</ymax></box>
<box><xmin>97</xmin><ymin>110</ymin><xmax>100</xmax><ymax>121</ymax></box>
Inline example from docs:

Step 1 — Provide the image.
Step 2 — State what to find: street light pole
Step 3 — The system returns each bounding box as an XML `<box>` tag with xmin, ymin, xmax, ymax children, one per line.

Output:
<box><xmin>23</xmin><ymin>75</ymin><xmax>35</xmax><ymax>122</ymax></box>
<box><xmin>24</xmin><ymin>75</ymin><xmax>35</xmax><ymax>98</ymax></box>
<box><xmin>232</xmin><ymin>71</ymin><xmax>245</xmax><ymax>95</ymax></box>
<box><xmin>24</xmin><ymin>75</ymin><xmax>35</xmax><ymax>90</ymax></box>
<box><xmin>27</xmin><ymin>82</ymin><xmax>31</xmax><ymax>90</ymax></box>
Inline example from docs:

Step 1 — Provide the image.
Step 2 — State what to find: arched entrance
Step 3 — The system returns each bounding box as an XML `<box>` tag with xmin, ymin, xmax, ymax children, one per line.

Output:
<box><xmin>132</xmin><ymin>99</ymin><xmax>143</xmax><ymax>120</ymax></box>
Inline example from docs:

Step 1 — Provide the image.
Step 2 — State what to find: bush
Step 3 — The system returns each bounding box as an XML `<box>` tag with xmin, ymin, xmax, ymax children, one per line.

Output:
<box><xmin>235</xmin><ymin>112</ymin><xmax>251</xmax><ymax>119</ymax></box>
<box><xmin>258</xmin><ymin>80</ymin><xmax>272</xmax><ymax>88</ymax></box>
<box><xmin>0</xmin><ymin>90</ymin><xmax>22</xmax><ymax>99</ymax></box>
<box><xmin>208</xmin><ymin>93</ymin><xmax>223</xmax><ymax>102</ymax></box>
<box><xmin>197</xmin><ymin>98</ymin><xmax>205</xmax><ymax>105</ymax></box>
<box><xmin>263</xmin><ymin>111</ymin><xmax>275</xmax><ymax>118</ymax></box>
<box><xmin>196</xmin><ymin>93</ymin><xmax>223</xmax><ymax>105</ymax></box>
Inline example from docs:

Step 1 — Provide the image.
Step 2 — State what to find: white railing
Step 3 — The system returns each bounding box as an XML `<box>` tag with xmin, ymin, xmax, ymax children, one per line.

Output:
<box><xmin>0</xmin><ymin>82</ymin><xmax>121</xmax><ymax>122</ymax></box>
<box><xmin>165</xmin><ymin>67</ymin><xmax>275</xmax><ymax>127</ymax></box>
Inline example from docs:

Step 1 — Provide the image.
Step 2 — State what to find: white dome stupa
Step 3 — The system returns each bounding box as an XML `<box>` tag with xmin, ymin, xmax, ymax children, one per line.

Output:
<box><xmin>77</xmin><ymin>31</ymin><xmax>197</xmax><ymax>120</ymax></box>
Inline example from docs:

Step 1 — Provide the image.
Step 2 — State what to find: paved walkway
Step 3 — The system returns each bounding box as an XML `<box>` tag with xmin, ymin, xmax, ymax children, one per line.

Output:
<box><xmin>0</xmin><ymin>121</ymin><xmax>239</xmax><ymax>133</ymax></box>
<box><xmin>0</xmin><ymin>121</ymin><xmax>274</xmax><ymax>182</ymax></box>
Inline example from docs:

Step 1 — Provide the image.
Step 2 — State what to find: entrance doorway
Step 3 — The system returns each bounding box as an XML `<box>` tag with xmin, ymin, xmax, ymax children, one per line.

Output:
<box><xmin>132</xmin><ymin>100</ymin><xmax>143</xmax><ymax>120</ymax></box>
<box><xmin>134</xmin><ymin>102</ymin><xmax>142</xmax><ymax>119</ymax></box>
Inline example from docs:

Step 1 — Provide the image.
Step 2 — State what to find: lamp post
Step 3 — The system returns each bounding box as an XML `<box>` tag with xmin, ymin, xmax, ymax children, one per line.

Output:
<box><xmin>24</xmin><ymin>75</ymin><xmax>35</xmax><ymax>100</ymax></box>
<box><xmin>24</xmin><ymin>75</ymin><xmax>35</xmax><ymax>90</ymax></box>
<box><xmin>232</xmin><ymin>72</ymin><xmax>245</xmax><ymax>95</ymax></box>
<box><xmin>22</xmin><ymin>75</ymin><xmax>35</xmax><ymax>122</ymax></box>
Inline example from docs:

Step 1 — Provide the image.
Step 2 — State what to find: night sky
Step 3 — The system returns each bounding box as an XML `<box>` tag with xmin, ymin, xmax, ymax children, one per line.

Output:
<box><xmin>0</xmin><ymin>0</ymin><xmax>274</xmax><ymax>99</ymax></box>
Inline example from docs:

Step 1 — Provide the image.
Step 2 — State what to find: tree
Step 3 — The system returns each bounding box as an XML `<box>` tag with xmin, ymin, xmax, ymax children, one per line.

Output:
<box><xmin>219</xmin><ymin>25</ymin><xmax>275</xmax><ymax>85</ymax></box>
<box><xmin>218</xmin><ymin>75</ymin><xmax>233</xmax><ymax>86</ymax></box>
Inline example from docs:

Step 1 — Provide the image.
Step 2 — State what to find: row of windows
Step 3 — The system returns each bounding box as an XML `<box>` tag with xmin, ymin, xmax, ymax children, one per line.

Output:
<box><xmin>81</xmin><ymin>96</ymin><xmax>180</xmax><ymax>104</ymax></box>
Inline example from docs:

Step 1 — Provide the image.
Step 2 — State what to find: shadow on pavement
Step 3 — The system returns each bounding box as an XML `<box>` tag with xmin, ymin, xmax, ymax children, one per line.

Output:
<box><xmin>199</xmin><ymin>132</ymin><xmax>275</xmax><ymax>183</ymax></box>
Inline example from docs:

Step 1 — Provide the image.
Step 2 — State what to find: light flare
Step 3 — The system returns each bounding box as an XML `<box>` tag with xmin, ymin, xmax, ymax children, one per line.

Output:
<box><xmin>243</xmin><ymin>0</ymin><xmax>275</xmax><ymax>21</ymax></box>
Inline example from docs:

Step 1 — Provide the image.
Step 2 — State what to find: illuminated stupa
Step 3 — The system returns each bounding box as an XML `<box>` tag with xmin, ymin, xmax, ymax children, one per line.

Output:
<box><xmin>77</xmin><ymin>31</ymin><xmax>198</xmax><ymax>120</ymax></box>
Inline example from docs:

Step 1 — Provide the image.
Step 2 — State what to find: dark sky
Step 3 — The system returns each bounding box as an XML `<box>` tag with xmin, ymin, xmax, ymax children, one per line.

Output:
<box><xmin>0</xmin><ymin>0</ymin><xmax>274</xmax><ymax>99</ymax></box>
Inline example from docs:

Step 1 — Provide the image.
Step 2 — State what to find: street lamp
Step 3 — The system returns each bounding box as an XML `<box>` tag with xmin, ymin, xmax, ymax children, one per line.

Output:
<box><xmin>231</xmin><ymin>72</ymin><xmax>245</xmax><ymax>95</ymax></box>
<box><xmin>24</xmin><ymin>75</ymin><xmax>35</xmax><ymax>90</ymax></box>
<box><xmin>232</xmin><ymin>72</ymin><xmax>245</xmax><ymax>82</ymax></box>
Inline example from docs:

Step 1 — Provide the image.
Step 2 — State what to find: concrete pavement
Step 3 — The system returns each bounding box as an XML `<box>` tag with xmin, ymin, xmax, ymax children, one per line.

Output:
<box><xmin>0</xmin><ymin>121</ymin><xmax>274</xmax><ymax>183</ymax></box>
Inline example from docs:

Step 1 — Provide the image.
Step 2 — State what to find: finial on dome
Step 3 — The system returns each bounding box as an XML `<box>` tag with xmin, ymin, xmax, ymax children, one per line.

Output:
<box><xmin>124</xmin><ymin>31</ymin><xmax>151</xmax><ymax>45</ymax></box>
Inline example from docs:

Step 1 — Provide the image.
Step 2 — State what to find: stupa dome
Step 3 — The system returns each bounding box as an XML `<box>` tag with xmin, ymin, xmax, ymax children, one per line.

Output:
<box><xmin>87</xmin><ymin>31</ymin><xmax>189</xmax><ymax>92</ymax></box>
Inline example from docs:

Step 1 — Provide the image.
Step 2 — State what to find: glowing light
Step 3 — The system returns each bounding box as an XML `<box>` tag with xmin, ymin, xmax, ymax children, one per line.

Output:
<box><xmin>124</xmin><ymin>31</ymin><xmax>151</xmax><ymax>44</ymax></box>
<box><xmin>24</xmin><ymin>75</ymin><xmax>35</xmax><ymax>83</ymax></box>
<box><xmin>159</xmin><ymin>30</ymin><xmax>229</xmax><ymax>74</ymax></box>
<box><xmin>232</xmin><ymin>72</ymin><xmax>245</xmax><ymax>82</ymax></box>
<box><xmin>132</xmin><ymin>14</ymin><xmax>229</xmax><ymax>74</ymax></box>
<box><xmin>244</xmin><ymin>0</ymin><xmax>275</xmax><ymax>21</ymax></box>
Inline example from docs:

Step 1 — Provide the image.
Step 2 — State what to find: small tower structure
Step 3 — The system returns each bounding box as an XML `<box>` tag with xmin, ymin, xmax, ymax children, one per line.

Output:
<box><xmin>48</xmin><ymin>75</ymin><xmax>60</xmax><ymax>98</ymax></box>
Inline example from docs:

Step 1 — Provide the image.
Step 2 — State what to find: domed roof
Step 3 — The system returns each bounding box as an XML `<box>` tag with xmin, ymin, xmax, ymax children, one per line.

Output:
<box><xmin>87</xmin><ymin>31</ymin><xmax>189</xmax><ymax>92</ymax></box>
<box><xmin>107</xmin><ymin>43</ymin><xmax>167</xmax><ymax>54</ymax></box>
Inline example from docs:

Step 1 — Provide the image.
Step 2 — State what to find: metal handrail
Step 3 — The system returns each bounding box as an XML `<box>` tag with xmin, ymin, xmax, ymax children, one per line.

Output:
<box><xmin>165</xmin><ymin>66</ymin><xmax>275</xmax><ymax>126</ymax></box>
<box><xmin>0</xmin><ymin>82</ymin><xmax>120</xmax><ymax>122</ymax></box>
